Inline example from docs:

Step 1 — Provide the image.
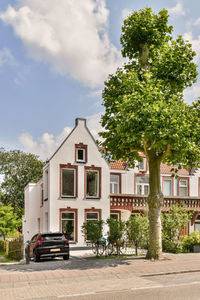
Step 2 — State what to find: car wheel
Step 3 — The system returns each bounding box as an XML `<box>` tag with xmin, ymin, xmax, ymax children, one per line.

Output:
<box><xmin>33</xmin><ymin>251</ymin><xmax>40</xmax><ymax>262</ymax></box>
<box><xmin>63</xmin><ymin>255</ymin><xmax>69</xmax><ymax>260</ymax></box>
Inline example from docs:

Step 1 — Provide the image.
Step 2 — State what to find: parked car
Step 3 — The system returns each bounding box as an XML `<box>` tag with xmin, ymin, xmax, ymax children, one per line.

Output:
<box><xmin>25</xmin><ymin>232</ymin><xmax>69</xmax><ymax>262</ymax></box>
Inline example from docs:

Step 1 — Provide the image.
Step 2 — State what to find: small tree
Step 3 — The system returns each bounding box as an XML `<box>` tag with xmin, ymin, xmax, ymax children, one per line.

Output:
<box><xmin>0</xmin><ymin>205</ymin><xmax>19</xmax><ymax>240</ymax></box>
<box><xmin>162</xmin><ymin>204</ymin><xmax>192</xmax><ymax>253</ymax></box>
<box><xmin>107</xmin><ymin>218</ymin><xmax>126</xmax><ymax>255</ymax></box>
<box><xmin>82</xmin><ymin>220</ymin><xmax>103</xmax><ymax>256</ymax></box>
<box><xmin>0</xmin><ymin>148</ymin><xmax>44</xmax><ymax>229</ymax></box>
<box><xmin>126</xmin><ymin>215</ymin><xmax>149</xmax><ymax>255</ymax></box>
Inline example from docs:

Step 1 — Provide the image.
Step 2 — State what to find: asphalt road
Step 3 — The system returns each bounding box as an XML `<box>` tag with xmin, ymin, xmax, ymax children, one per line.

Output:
<box><xmin>29</xmin><ymin>272</ymin><xmax>200</xmax><ymax>300</ymax></box>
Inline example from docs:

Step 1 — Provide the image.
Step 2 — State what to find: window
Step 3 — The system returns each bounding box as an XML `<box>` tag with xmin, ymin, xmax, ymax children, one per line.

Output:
<box><xmin>40</xmin><ymin>184</ymin><xmax>43</xmax><ymax>206</ymax></box>
<box><xmin>44</xmin><ymin>169</ymin><xmax>48</xmax><ymax>201</ymax></box>
<box><xmin>86</xmin><ymin>171</ymin><xmax>98</xmax><ymax>197</ymax></box>
<box><xmin>110</xmin><ymin>174</ymin><xmax>121</xmax><ymax>194</ymax></box>
<box><xmin>75</xmin><ymin>143</ymin><xmax>87</xmax><ymax>163</ymax></box>
<box><xmin>136</xmin><ymin>176</ymin><xmax>149</xmax><ymax>195</ymax></box>
<box><xmin>45</xmin><ymin>212</ymin><xmax>48</xmax><ymax>232</ymax></box>
<box><xmin>85</xmin><ymin>167</ymin><xmax>101</xmax><ymax>198</ymax></box>
<box><xmin>86</xmin><ymin>212</ymin><xmax>99</xmax><ymax>221</ymax></box>
<box><xmin>139</xmin><ymin>158</ymin><xmax>146</xmax><ymax>171</ymax></box>
<box><xmin>110</xmin><ymin>213</ymin><xmax>119</xmax><ymax>220</ymax></box>
<box><xmin>77</xmin><ymin>149</ymin><xmax>85</xmax><ymax>162</ymax></box>
<box><xmin>163</xmin><ymin>178</ymin><xmax>172</xmax><ymax>196</ymax></box>
<box><xmin>60</xmin><ymin>164</ymin><xmax>77</xmax><ymax>197</ymax></box>
<box><xmin>61</xmin><ymin>212</ymin><xmax>75</xmax><ymax>241</ymax></box>
<box><xmin>195</xmin><ymin>215</ymin><xmax>200</xmax><ymax>231</ymax></box>
<box><xmin>179</xmin><ymin>179</ymin><xmax>189</xmax><ymax>196</ymax></box>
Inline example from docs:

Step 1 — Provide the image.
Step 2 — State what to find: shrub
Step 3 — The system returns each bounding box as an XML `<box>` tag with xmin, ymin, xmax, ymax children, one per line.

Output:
<box><xmin>126</xmin><ymin>215</ymin><xmax>149</xmax><ymax>255</ymax></box>
<box><xmin>6</xmin><ymin>236</ymin><xmax>23</xmax><ymax>261</ymax></box>
<box><xmin>0</xmin><ymin>239</ymin><xmax>6</xmax><ymax>252</ymax></box>
<box><xmin>82</xmin><ymin>220</ymin><xmax>104</xmax><ymax>257</ymax></box>
<box><xmin>107</xmin><ymin>218</ymin><xmax>126</xmax><ymax>255</ymax></box>
<box><xmin>162</xmin><ymin>238</ymin><xmax>182</xmax><ymax>253</ymax></box>
<box><xmin>182</xmin><ymin>231</ymin><xmax>200</xmax><ymax>253</ymax></box>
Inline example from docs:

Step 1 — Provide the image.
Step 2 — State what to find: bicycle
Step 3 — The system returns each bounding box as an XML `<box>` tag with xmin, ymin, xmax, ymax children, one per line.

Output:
<box><xmin>91</xmin><ymin>237</ymin><xmax>106</xmax><ymax>257</ymax></box>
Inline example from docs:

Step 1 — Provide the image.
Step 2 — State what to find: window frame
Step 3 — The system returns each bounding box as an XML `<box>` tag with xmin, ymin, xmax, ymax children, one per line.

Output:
<box><xmin>85</xmin><ymin>166</ymin><xmax>101</xmax><ymax>198</ymax></box>
<box><xmin>60</xmin><ymin>208</ymin><xmax>78</xmax><ymax>242</ymax></box>
<box><xmin>75</xmin><ymin>143</ymin><xmax>87</xmax><ymax>163</ymax></box>
<box><xmin>60</xmin><ymin>164</ymin><xmax>78</xmax><ymax>198</ymax></box>
<box><xmin>178</xmin><ymin>177</ymin><xmax>189</xmax><ymax>197</ymax></box>
<box><xmin>138</xmin><ymin>158</ymin><xmax>147</xmax><ymax>172</ymax></box>
<box><xmin>110</xmin><ymin>173</ymin><xmax>121</xmax><ymax>194</ymax></box>
<box><xmin>85</xmin><ymin>208</ymin><xmax>102</xmax><ymax>222</ymax></box>
<box><xmin>135</xmin><ymin>175</ymin><xmax>149</xmax><ymax>195</ymax></box>
<box><xmin>162</xmin><ymin>177</ymin><xmax>173</xmax><ymax>196</ymax></box>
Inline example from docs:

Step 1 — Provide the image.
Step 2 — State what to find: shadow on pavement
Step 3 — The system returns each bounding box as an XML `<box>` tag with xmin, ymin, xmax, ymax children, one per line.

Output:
<box><xmin>0</xmin><ymin>255</ymin><xmax>146</xmax><ymax>272</ymax></box>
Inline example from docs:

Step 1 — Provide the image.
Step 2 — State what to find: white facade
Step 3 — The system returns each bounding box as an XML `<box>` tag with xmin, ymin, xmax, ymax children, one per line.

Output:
<box><xmin>23</xmin><ymin>118</ymin><xmax>110</xmax><ymax>245</ymax></box>
<box><xmin>23</xmin><ymin>118</ymin><xmax>200</xmax><ymax>244</ymax></box>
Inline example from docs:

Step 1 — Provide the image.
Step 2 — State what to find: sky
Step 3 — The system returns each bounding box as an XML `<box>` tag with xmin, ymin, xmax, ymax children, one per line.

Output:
<box><xmin>0</xmin><ymin>0</ymin><xmax>200</xmax><ymax>161</ymax></box>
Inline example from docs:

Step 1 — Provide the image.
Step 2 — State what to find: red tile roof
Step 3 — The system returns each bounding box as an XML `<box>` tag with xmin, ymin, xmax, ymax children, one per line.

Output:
<box><xmin>160</xmin><ymin>163</ymin><xmax>189</xmax><ymax>175</ymax></box>
<box><xmin>110</xmin><ymin>160</ymin><xmax>127</xmax><ymax>170</ymax></box>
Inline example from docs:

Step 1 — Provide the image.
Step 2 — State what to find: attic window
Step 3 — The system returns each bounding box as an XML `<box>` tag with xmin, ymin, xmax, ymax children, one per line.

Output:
<box><xmin>75</xmin><ymin>143</ymin><xmax>87</xmax><ymax>163</ymax></box>
<box><xmin>139</xmin><ymin>158</ymin><xmax>146</xmax><ymax>171</ymax></box>
<box><xmin>77</xmin><ymin>148</ymin><xmax>85</xmax><ymax>162</ymax></box>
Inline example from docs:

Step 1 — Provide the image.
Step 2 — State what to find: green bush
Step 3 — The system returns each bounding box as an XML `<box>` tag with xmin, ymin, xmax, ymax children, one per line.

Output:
<box><xmin>182</xmin><ymin>231</ymin><xmax>200</xmax><ymax>253</ymax></box>
<box><xmin>7</xmin><ymin>236</ymin><xmax>23</xmax><ymax>261</ymax></box>
<box><xmin>162</xmin><ymin>238</ymin><xmax>182</xmax><ymax>253</ymax></box>
<box><xmin>107</xmin><ymin>218</ymin><xmax>126</xmax><ymax>255</ymax></box>
<box><xmin>0</xmin><ymin>239</ymin><xmax>6</xmax><ymax>252</ymax></box>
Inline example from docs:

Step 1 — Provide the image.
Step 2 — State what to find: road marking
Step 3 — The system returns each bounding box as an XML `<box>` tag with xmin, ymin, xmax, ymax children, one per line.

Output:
<box><xmin>55</xmin><ymin>281</ymin><xmax>200</xmax><ymax>298</ymax></box>
<box><xmin>57</xmin><ymin>292</ymin><xmax>96</xmax><ymax>298</ymax></box>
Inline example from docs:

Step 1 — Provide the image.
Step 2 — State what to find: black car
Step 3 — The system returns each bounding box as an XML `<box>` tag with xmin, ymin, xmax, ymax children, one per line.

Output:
<box><xmin>26</xmin><ymin>232</ymin><xmax>70</xmax><ymax>262</ymax></box>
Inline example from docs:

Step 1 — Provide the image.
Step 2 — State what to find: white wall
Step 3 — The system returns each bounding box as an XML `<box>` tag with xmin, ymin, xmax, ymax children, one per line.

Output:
<box><xmin>48</xmin><ymin>118</ymin><xmax>110</xmax><ymax>246</ymax></box>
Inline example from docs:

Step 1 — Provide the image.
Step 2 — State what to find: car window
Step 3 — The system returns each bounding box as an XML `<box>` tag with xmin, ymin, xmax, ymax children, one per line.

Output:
<box><xmin>42</xmin><ymin>234</ymin><xmax>64</xmax><ymax>240</ymax></box>
<box><xmin>31</xmin><ymin>234</ymin><xmax>38</xmax><ymax>242</ymax></box>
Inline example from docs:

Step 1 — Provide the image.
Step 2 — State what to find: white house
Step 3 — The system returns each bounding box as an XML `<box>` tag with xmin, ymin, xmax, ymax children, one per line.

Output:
<box><xmin>23</xmin><ymin>118</ymin><xmax>200</xmax><ymax>245</ymax></box>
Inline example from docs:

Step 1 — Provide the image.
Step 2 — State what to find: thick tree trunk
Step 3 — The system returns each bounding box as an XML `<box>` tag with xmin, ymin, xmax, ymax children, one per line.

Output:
<box><xmin>146</xmin><ymin>157</ymin><xmax>163</xmax><ymax>259</ymax></box>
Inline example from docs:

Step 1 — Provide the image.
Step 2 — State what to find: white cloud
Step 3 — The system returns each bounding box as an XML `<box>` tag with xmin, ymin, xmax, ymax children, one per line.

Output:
<box><xmin>168</xmin><ymin>1</ymin><xmax>185</xmax><ymax>17</ymax></box>
<box><xmin>19</xmin><ymin>126</ymin><xmax>72</xmax><ymax>160</ymax></box>
<box><xmin>184</xmin><ymin>82</ymin><xmax>200</xmax><ymax>103</ymax></box>
<box><xmin>0</xmin><ymin>48</ymin><xmax>17</xmax><ymax>68</ymax></box>
<box><xmin>183</xmin><ymin>32</ymin><xmax>200</xmax><ymax>63</ymax></box>
<box><xmin>0</xmin><ymin>0</ymin><xmax>123</xmax><ymax>88</ymax></box>
<box><xmin>121</xmin><ymin>8</ymin><xmax>131</xmax><ymax>21</ymax></box>
<box><xmin>19</xmin><ymin>113</ymin><xmax>104</xmax><ymax>159</ymax></box>
<box><xmin>194</xmin><ymin>17</ymin><xmax>200</xmax><ymax>25</ymax></box>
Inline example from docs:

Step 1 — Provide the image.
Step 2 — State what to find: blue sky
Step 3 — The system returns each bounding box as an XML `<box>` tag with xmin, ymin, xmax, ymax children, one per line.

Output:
<box><xmin>0</xmin><ymin>0</ymin><xmax>200</xmax><ymax>160</ymax></box>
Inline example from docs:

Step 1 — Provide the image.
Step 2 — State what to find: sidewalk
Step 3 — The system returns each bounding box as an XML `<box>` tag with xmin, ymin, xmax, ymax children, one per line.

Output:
<box><xmin>0</xmin><ymin>252</ymin><xmax>200</xmax><ymax>299</ymax></box>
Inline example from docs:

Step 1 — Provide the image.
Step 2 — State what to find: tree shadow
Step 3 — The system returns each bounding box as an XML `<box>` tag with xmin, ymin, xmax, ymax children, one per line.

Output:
<box><xmin>0</xmin><ymin>255</ymin><xmax>146</xmax><ymax>273</ymax></box>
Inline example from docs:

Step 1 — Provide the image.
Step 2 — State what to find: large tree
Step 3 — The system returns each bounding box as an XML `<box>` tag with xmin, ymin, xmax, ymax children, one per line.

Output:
<box><xmin>100</xmin><ymin>8</ymin><xmax>200</xmax><ymax>259</ymax></box>
<box><xmin>0</xmin><ymin>149</ymin><xmax>44</xmax><ymax>227</ymax></box>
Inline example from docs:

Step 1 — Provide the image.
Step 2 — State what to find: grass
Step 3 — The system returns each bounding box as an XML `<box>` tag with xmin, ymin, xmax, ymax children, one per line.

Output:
<box><xmin>0</xmin><ymin>251</ymin><xmax>15</xmax><ymax>263</ymax></box>
<box><xmin>86</xmin><ymin>253</ymin><xmax>144</xmax><ymax>260</ymax></box>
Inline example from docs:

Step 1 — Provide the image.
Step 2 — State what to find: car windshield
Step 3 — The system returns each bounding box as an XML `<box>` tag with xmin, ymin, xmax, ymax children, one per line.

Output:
<box><xmin>42</xmin><ymin>233</ymin><xmax>64</xmax><ymax>240</ymax></box>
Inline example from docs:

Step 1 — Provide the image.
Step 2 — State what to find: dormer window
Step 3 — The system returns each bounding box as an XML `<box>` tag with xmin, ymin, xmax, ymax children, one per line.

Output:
<box><xmin>75</xmin><ymin>143</ymin><xmax>87</xmax><ymax>163</ymax></box>
<box><xmin>139</xmin><ymin>158</ymin><xmax>146</xmax><ymax>171</ymax></box>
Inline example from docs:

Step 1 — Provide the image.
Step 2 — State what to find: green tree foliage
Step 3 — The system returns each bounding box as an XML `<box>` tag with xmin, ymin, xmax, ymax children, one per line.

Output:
<box><xmin>107</xmin><ymin>218</ymin><xmax>126</xmax><ymax>255</ymax></box>
<box><xmin>182</xmin><ymin>231</ymin><xmax>200</xmax><ymax>253</ymax></box>
<box><xmin>126</xmin><ymin>215</ymin><xmax>149</xmax><ymax>255</ymax></box>
<box><xmin>162</xmin><ymin>205</ymin><xmax>192</xmax><ymax>253</ymax></box>
<box><xmin>100</xmin><ymin>7</ymin><xmax>200</xmax><ymax>259</ymax></box>
<box><xmin>0</xmin><ymin>205</ymin><xmax>19</xmax><ymax>239</ymax></box>
<box><xmin>82</xmin><ymin>220</ymin><xmax>104</xmax><ymax>257</ymax></box>
<box><xmin>82</xmin><ymin>220</ymin><xmax>103</xmax><ymax>243</ymax></box>
<box><xmin>0</xmin><ymin>149</ymin><xmax>44</xmax><ymax>226</ymax></box>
